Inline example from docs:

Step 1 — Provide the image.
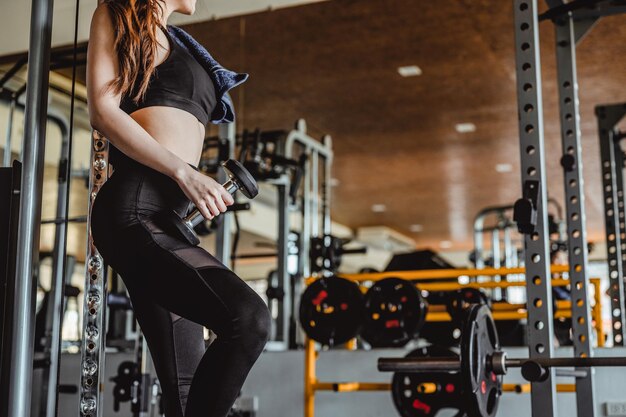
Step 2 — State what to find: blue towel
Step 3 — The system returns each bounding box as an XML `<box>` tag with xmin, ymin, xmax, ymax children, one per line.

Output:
<box><xmin>167</xmin><ymin>24</ymin><xmax>248</xmax><ymax>124</ymax></box>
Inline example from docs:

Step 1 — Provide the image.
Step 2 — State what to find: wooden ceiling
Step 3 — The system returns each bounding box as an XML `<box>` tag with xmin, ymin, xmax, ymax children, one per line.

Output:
<box><xmin>39</xmin><ymin>1</ymin><xmax>626</xmax><ymax>250</ymax></box>
<box><xmin>185</xmin><ymin>0</ymin><xmax>626</xmax><ymax>250</ymax></box>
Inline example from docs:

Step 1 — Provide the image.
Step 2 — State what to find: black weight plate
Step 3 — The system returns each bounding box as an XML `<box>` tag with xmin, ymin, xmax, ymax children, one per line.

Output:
<box><xmin>461</xmin><ymin>304</ymin><xmax>502</xmax><ymax>417</ymax></box>
<box><xmin>361</xmin><ymin>278</ymin><xmax>428</xmax><ymax>347</ymax></box>
<box><xmin>222</xmin><ymin>159</ymin><xmax>259</xmax><ymax>199</ymax></box>
<box><xmin>446</xmin><ymin>288</ymin><xmax>489</xmax><ymax>322</ymax></box>
<box><xmin>420</xmin><ymin>321</ymin><xmax>464</xmax><ymax>348</ymax></box>
<box><xmin>299</xmin><ymin>276</ymin><xmax>365</xmax><ymax>347</ymax></box>
<box><xmin>391</xmin><ymin>345</ymin><xmax>466</xmax><ymax>417</ymax></box>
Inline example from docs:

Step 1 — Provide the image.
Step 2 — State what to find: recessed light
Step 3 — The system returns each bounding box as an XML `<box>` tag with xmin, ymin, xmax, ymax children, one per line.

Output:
<box><xmin>439</xmin><ymin>240</ymin><xmax>453</xmax><ymax>249</ymax></box>
<box><xmin>455</xmin><ymin>123</ymin><xmax>476</xmax><ymax>134</ymax></box>
<box><xmin>371</xmin><ymin>204</ymin><xmax>387</xmax><ymax>213</ymax></box>
<box><xmin>329</xmin><ymin>178</ymin><xmax>340</xmax><ymax>187</ymax></box>
<box><xmin>398</xmin><ymin>65</ymin><xmax>423</xmax><ymax>77</ymax></box>
<box><xmin>495</xmin><ymin>163</ymin><xmax>513</xmax><ymax>173</ymax></box>
<box><xmin>409</xmin><ymin>224</ymin><xmax>424</xmax><ymax>232</ymax></box>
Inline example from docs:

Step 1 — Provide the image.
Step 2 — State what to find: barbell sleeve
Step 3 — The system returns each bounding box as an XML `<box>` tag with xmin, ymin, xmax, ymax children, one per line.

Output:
<box><xmin>506</xmin><ymin>356</ymin><xmax>626</xmax><ymax>369</ymax></box>
<box><xmin>377</xmin><ymin>357</ymin><xmax>461</xmax><ymax>373</ymax></box>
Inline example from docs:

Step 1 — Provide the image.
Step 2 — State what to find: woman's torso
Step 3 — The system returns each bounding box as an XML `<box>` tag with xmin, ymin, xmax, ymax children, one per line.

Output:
<box><xmin>118</xmin><ymin>25</ymin><xmax>216</xmax><ymax>167</ymax></box>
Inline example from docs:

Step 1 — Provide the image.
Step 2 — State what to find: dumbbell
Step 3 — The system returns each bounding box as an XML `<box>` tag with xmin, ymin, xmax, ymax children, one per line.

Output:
<box><xmin>158</xmin><ymin>159</ymin><xmax>258</xmax><ymax>245</ymax></box>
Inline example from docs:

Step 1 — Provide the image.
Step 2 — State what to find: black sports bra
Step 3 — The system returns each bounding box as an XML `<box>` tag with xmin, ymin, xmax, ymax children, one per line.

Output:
<box><xmin>119</xmin><ymin>26</ymin><xmax>216</xmax><ymax>126</ymax></box>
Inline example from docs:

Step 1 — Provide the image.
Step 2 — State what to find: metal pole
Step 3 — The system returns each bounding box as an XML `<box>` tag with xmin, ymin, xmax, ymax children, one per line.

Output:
<box><xmin>552</xmin><ymin>10</ymin><xmax>596</xmax><ymax>414</ymax></box>
<box><xmin>3</xmin><ymin>97</ymin><xmax>16</xmax><ymax>167</ymax></box>
<box><xmin>215</xmin><ymin>120</ymin><xmax>236</xmax><ymax>268</ymax></box>
<box><xmin>596</xmin><ymin>103</ymin><xmax>626</xmax><ymax>346</ymax></box>
<box><xmin>8</xmin><ymin>0</ymin><xmax>55</xmax><ymax>415</ymax></box>
<box><xmin>40</xmin><ymin>113</ymin><xmax>70</xmax><ymax>417</ymax></box>
<box><xmin>322</xmin><ymin>135</ymin><xmax>332</xmax><ymax>237</ymax></box>
<box><xmin>276</xmin><ymin>182</ymin><xmax>290</xmax><ymax>344</ymax></box>
<box><xmin>513</xmin><ymin>0</ymin><xmax>557</xmax><ymax>415</ymax></box>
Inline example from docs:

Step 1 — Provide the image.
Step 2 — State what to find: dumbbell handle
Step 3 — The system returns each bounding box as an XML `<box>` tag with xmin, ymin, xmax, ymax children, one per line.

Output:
<box><xmin>183</xmin><ymin>179</ymin><xmax>239</xmax><ymax>229</ymax></box>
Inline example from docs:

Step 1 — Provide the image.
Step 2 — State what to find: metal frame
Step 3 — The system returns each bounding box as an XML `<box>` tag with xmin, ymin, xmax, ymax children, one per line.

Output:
<box><xmin>596</xmin><ymin>103</ymin><xmax>626</xmax><ymax>346</ymax></box>
<box><xmin>215</xmin><ymin>120</ymin><xmax>236</xmax><ymax>267</ymax></box>
<box><xmin>7</xmin><ymin>0</ymin><xmax>55</xmax><ymax>415</ymax></box>
<box><xmin>284</xmin><ymin>119</ymin><xmax>333</xmax><ymax>347</ymax></box>
<box><xmin>513</xmin><ymin>1</ymin><xmax>557</xmax><ymax>415</ymax></box>
<box><xmin>38</xmin><ymin>111</ymin><xmax>72</xmax><ymax>417</ymax></box>
<box><xmin>549</xmin><ymin>2</ymin><xmax>597</xmax><ymax>412</ymax></box>
<box><xmin>78</xmin><ymin>130</ymin><xmax>110</xmax><ymax>417</ymax></box>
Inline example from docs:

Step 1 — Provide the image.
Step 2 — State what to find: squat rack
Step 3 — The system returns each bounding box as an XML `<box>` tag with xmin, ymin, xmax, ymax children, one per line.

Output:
<box><xmin>511</xmin><ymin>0</ymin><xmax>626</xmax><ymax>415</ymax></box>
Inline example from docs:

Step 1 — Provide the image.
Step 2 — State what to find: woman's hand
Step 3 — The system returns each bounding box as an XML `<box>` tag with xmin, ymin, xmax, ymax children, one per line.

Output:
<box><xmin>174</xmin><ymin>165</ymin><xmax>235</xmax><ymax>220</ymax></box>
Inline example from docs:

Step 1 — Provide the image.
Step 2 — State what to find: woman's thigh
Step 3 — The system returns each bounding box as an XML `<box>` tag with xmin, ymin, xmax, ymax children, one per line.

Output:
<box><xmin>112</xmin><ymin>217</ymin><xmax>266</xmax><ymax>337</ymax></box>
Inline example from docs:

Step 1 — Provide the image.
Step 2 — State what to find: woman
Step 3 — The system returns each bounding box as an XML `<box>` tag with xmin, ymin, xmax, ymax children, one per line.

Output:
<box><xmin>86</xmin><ymin>1</ymin><xmax>271</xmax><ymax>416</ymax></box>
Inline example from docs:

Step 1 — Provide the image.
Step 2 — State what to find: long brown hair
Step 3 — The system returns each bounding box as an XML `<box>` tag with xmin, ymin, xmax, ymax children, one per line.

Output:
<box><xmin>103</xmin><ymin>0</ymin><xmax>166</xmax><ymax>104</ymax></box>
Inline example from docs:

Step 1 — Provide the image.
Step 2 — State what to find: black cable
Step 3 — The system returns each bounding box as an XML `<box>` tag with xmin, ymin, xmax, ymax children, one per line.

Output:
<box><xmin>53</xmin><ymin>0</ymin><xmax>80</xmax><ymax>415</ymax></box>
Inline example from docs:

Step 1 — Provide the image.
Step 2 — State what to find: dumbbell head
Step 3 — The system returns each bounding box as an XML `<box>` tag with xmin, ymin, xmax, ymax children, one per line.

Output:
<box><xmin>222</xmin><ymin>159</ymin><xmax>258</xmax><ymax>199</ymax></box>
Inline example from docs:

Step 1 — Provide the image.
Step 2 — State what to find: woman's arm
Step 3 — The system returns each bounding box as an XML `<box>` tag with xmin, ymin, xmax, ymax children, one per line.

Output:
<box><xmin>86</xmin><ymin>4</ymin><xmax>233</xmax><ymax>218</ymax></box>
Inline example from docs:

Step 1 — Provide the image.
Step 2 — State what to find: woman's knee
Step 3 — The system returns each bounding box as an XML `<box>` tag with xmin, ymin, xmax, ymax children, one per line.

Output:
<box><xmin>234</xmin><ymin>295</ymin><xmax>271</xmax><ymax>348</ymax></box>
<box><xmin>246</xmin><ymin>297</ymin><xmax>272</xmax><ymax>342</ymax></box>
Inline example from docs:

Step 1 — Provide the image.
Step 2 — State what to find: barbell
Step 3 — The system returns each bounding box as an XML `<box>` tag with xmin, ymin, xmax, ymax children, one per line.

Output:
<box><xmin>379</xmin><ymin>304</ymin><xmax>626</xmax><ymax>417</ymax></box>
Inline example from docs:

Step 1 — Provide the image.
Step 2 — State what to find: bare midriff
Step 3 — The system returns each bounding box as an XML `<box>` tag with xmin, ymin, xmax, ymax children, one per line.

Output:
<box><xmin>129</xmin><ymin>105</ymin><xmax>205</xmax><ymax>168</ymax></box>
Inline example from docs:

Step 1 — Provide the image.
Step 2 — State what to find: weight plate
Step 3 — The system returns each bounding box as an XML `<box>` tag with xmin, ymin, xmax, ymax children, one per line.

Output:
<box><xmin>446</xmin><ymin>288</ymin><xmax>489</xmax><ymax>322</ymax></box>
<box><xmin>391</xmin><ymin>345</ymin><xmax>466</xmax><ymax>417</ymax></box>
<box><xmin>420</xmin><ymin>321</ymin><xmax>464</xmax><ymax>348</ymax></box>
<box><xmin>299</xmin><ymin>276</ymin><xmax>365</xmax><ymax>346</ymax></box>
<box><xmin>361</xmin><ymin>278</ymin><xmax>428</xmax><ymax>347</ymax></box>
<box><xmin>461</xmin><ymin>304</ymin><xmax>502</xmax><ymax>417</ymax></box>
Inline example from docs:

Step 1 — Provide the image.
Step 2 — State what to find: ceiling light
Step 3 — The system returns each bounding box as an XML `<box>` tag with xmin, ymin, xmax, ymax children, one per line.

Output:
<box><xmin>409</xmin><ymin>224</ymin><xmax>424</xmax><ymax>233</ymax></box>
<box><xmin>329</xmin><ymin>178</ymin><xmax>340</xmax><ymax>187</ymax></box>
<box><xmin>398</xmin><ymin>65</ymin><xmax>423</xmax><ymax>77</ymax></box>
<box><xmin>371</xmin><ymin>204</ymin><xmax>387</xmax><ymax>213</ymax></box>
<box><xmin>495</xmin><ymin>163</ymin><xmax>513</xmax><ymax>173</ymax></box>
<box><xmin>439</xmin><ymin>240</ymin><xmax>453</xmax><ymax>249</ymax></box>
<box><xmin>455</xmin><ymin>123</ymin><xmax>476</xmax><ymax>133</ymax></box>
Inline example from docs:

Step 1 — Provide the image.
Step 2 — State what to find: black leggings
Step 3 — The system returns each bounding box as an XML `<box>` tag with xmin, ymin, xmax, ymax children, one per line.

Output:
<box><xmin>90</xmin><ymin>152</ymin><xmax>271</xmax><ymax>417</ymax></box>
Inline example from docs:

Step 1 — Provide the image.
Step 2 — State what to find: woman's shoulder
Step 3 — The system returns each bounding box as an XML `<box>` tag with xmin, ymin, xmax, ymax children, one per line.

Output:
<box><xmin>90</xmin><ymin>2</ymin><xmax>116</xmax><ymax>36</ymax></box>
